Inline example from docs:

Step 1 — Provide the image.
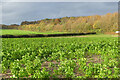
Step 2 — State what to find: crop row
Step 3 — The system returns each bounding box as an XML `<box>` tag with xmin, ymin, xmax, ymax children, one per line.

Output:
<box><xmin>2</xmin><ymin>37</ymin><xmax>120</xmax><ymax>78</ymax></box>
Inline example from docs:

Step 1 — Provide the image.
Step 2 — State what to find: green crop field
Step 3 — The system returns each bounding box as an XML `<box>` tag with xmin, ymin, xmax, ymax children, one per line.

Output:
<box><xmin>0</xmin><ymin>29</ymin><xmax>68</xmax><ymax>35</ymax></box>
<box><xmin>1</xmin><ymin>36</ymin><xmax>120</xmax><ymax>78</ymax></box>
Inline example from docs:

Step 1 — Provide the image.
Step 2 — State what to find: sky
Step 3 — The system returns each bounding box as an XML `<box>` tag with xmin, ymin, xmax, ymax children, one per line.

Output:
<box><xmin>1</xmin><ymin>1</ymin><xmax>118</xmax><ymax>25</ymax></box>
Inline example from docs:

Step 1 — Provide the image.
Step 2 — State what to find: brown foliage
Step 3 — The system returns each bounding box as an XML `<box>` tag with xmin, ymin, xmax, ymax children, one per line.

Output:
<box><xmin>3</xmin><ymin>12</ymin><xmax>118</xmax><ymax>33</ymax></box>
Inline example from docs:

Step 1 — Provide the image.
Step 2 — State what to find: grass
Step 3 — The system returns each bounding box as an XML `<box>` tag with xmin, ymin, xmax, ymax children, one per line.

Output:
<box><xmin>0</xmin><ymin>29</ymin><xmax>40</xmax><ymax>35</ymax></box>
<box><xmin>0</xmin><ymin>29</ymin><xmax>68</xmax><ymax>35</ymax></box>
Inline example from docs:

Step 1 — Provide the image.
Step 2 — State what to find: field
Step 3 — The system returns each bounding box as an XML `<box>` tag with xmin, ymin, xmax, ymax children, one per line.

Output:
<box><xmin>1</xmin><ymin>36</ymin><xmax>120</xmax><ymax>78</ymax></box>
<box><xmin>0</xmin><ymin>29</ymin><xmax>68</xmax><ymax>35</ymax></box>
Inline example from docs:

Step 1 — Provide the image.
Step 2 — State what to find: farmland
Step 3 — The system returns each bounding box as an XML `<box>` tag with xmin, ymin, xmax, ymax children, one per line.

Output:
<box><xmin>1</xmin><ymin>2</ymin><xmax>119</xmax><ymax>79</ymax></box>
<box><xmin>1</xmin><ymin>36</ymin><xmax>120</xmax><ymax>78</ymax></box>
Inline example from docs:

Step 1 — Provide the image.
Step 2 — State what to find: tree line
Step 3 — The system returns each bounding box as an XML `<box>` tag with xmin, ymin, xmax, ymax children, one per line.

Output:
<box><xmin>2</xmin><ymin>12</ymin><xmax>118</xmax><ymax>33</ymax></box>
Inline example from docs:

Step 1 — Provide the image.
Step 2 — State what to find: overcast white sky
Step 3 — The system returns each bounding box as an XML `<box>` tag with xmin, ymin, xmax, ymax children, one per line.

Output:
<box><xmin>0</xmin><ymin>0</ymin><xmax>119</xmax><ymax>25</ymax></box>
<box><xmin>1</xmin><ymin>0</ymin><xmax>120</xmax><ymax>2</ymax></box>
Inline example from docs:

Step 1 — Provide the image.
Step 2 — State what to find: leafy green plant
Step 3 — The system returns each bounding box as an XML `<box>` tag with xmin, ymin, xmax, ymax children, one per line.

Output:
<box><xmin>2</xmin><ymin>37</ymin><xmax>119</xmax><ymax>78</ymax></box>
